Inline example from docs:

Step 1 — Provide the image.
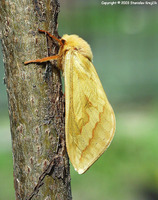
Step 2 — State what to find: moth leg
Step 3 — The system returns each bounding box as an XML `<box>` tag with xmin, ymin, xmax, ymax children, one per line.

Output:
<box><xmin>24</xmin><ymin>29</ymin><xmax>64</xmax><ymax>65</ymax></box>
<box><xmin>24</xmin><ymin>55</ymin><xmax>59</xmax><ymax>65</ymax></box>
<box><xmin>38</xmin><ymin>29</ymin><xmax>64</xmax><ymax>46</ymax></box>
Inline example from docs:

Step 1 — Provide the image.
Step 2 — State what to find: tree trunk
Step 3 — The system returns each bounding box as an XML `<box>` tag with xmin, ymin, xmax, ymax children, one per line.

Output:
<box><xmin>0</xmin><ymin>0</ymin><xmax>72</xmax><ymax>199</ymax></box>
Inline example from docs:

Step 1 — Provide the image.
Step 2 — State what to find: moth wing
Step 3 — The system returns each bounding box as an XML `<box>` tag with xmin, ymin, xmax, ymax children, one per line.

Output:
<box><xmin>64</xmin><ymin>51</ymin><xmax>115</xmax><ymax>174</ymax></box>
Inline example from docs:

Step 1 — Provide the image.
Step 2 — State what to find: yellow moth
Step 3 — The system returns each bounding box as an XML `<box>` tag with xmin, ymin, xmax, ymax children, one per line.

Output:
<box><xmin>25</xmin><ymin>29</ymin><xmax>116</xmax><ymax>174</ymax></box>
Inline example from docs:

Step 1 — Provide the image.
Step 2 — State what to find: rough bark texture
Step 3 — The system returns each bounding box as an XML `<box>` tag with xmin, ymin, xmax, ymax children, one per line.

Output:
<box><xmin>0</xmin><ymin>0</ymin><xmax>72</xmax><ymax>199</ymax></box>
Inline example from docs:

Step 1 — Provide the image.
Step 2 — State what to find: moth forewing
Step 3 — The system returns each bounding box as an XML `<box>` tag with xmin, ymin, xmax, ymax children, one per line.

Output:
<box><xmin>63</xmin><ymin>46</ymin><xmax>115</xmax><ymax>174</ymax></box>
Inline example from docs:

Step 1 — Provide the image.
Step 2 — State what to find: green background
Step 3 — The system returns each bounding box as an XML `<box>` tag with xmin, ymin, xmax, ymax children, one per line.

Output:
<box><xmin>0</xmin><ymin>1</ymin><xmax>158</xmax><ymax>199</ymax></box>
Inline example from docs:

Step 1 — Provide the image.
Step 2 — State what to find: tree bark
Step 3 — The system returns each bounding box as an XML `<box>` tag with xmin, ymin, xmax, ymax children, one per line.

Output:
<box><xmin>0</xmin><ymin>0</ymin><xmax>72</xmax><ymax>199</ymax></box>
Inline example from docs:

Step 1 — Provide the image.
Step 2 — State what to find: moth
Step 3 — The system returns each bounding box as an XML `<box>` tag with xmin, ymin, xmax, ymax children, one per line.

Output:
<box><xmin>25</xmin><ymin>29</ymin><xmax>116</xmax><ymax>174</ymax></box>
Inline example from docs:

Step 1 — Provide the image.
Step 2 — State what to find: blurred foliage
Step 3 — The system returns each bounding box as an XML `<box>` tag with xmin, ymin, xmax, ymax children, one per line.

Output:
<box><xmin>0</xmin><ymin>1</ymin><xmax>158</xmax><ymax>199</ymax></box>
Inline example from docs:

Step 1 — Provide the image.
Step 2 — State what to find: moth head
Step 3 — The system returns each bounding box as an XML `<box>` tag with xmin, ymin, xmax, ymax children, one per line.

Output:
<box><xmin>61</xmin><ymin>34</ymin><xmax>93</xmax><ymax>61</ymax></box>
